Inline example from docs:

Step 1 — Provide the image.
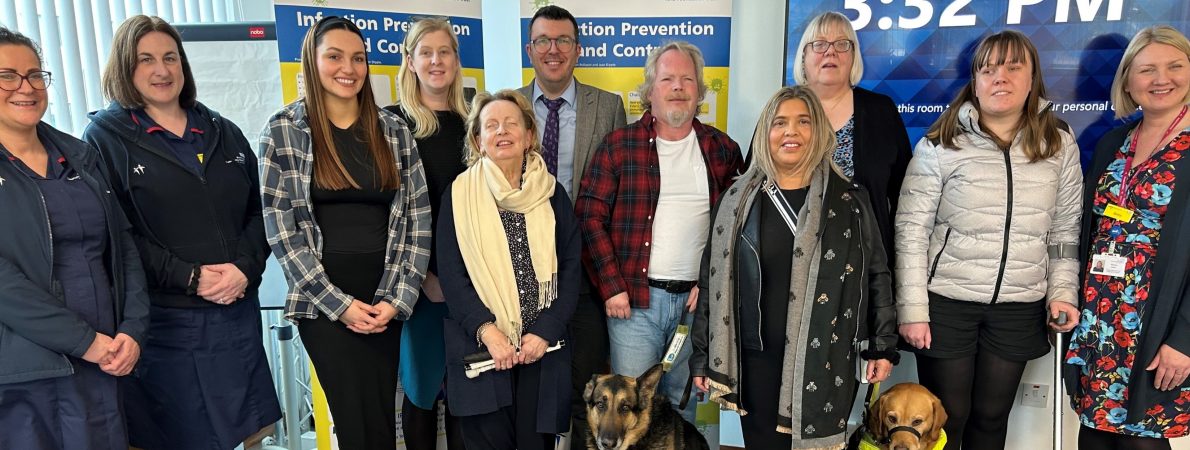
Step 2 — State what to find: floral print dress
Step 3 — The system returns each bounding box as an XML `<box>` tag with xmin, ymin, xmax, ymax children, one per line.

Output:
<box><xmin>1065</xmin><ymin>128</ymin><xmax>1190</xmax><ymax>438</ymax></box>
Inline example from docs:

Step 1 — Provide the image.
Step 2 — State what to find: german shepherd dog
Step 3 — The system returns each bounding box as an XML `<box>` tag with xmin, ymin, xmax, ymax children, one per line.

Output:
<box><xmin>583</xmin><ymin>364</ymin><xmax>710</xmax><ymax>450</ymax></box>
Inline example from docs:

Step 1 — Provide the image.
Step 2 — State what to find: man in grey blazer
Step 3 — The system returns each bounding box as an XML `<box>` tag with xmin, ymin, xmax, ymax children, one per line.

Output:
<box><xmin>519</xmin><ymin>5</ymin><xmax>626</xmax><ymax>448</ymax></box>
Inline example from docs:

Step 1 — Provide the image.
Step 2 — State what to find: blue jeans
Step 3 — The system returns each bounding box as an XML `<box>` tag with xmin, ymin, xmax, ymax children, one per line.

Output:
<box><xmin>607</xmin><ymin>286</ymin><xmax>696</xmax><ymax>424</ymax></box>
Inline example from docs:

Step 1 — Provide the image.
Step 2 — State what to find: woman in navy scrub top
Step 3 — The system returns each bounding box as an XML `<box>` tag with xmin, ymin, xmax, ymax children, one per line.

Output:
<box><xmin>82</xmin><ymin>16</ymin><xmax>281</xmax><ymax>450</ymax></box>
<box><xmin>0</xmin><ymin>27</ymin><xmax>151</xmax><ymax>450</ymax></box>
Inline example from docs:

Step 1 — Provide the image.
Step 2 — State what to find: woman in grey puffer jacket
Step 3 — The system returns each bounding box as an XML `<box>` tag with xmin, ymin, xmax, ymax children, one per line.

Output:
<box><xmin>894</xmin><ymin>30</ymin><xmax>1082</xmax><ymax>450</ymax></box>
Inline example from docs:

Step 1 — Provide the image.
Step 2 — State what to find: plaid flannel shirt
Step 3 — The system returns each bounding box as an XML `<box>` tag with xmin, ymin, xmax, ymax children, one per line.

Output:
<box><xmin>576</xmin><ymin>112</ymin><xmax>743</xmax><ymax>309</ymax></box>
<box><xmin>259</xmin><ymin>100</ymin><xmax>431</xmax><ymax>322</ymax></box>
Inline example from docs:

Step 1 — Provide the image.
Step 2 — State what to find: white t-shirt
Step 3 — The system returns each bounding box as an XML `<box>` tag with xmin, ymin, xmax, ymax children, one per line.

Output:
<box><xmin>647</xmin><ymin>129</ymin><xmax>710</xmax><ymax>281</ymax></box>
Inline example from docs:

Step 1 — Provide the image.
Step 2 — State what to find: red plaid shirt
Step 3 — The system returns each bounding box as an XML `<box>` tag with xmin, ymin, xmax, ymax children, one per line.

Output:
<box><xmin>576</xmin><ymin>112</ymin><xmax>743</xmax><ymax>309</ymax></box>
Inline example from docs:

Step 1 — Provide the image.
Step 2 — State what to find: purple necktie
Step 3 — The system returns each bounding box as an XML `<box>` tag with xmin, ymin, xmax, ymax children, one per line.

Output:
<box><xmin>542</xmin><ymin>97</ymin><xmax>565</xmax><ymax>176</ymax></box>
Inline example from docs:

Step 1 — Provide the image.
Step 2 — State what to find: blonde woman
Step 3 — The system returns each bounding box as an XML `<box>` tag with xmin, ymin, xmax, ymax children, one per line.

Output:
<box><xmin>383</xmin><ymin>16</ymin><xmax>468</xmax><ymax>449</ymax></box>
<box><xmin>692</xmin><ymin>85</ymin><xmax>897</xmax><ymax>449</ymax></box>
<box><xmin>1065</xmin><ymin>25</ymin><xmax>1190</xmax><ymax>450</ymax></box>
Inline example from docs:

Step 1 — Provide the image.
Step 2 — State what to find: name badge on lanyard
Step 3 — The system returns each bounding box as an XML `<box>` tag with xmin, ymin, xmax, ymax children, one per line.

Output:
<box><xmin>1092</xmin><ymin>224</ymin><xmax>1127</xmax><ymax>278</ymax></box>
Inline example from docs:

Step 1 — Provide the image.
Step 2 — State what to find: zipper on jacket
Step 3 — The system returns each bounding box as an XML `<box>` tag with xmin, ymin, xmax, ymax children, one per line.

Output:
<box><xmin>38</xmin><ymin>189</ymin><xmax>74</xmax><ymax>374</ymax></box>
<box><xmin>854</xmin><ymin>200</ymin><xmax>867</xmax><ymax>351</ymax></box>
<box><xmin>927</xmin><ymin>227</ymin><xmax>952</xmax><ymax>284</ymax></box>
<box><xmin>741</xmin><ymin>234</ymin><xmax>763</xmax><ymax>351</ymax></box>
<box><xmin>990</xmin><ymin>150</ymin><xmax>1014</xmax><ymax>304</ymax></box>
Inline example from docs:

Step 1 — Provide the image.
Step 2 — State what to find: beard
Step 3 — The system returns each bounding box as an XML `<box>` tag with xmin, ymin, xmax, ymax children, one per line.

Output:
<box><xmin>662</xmin><ymin>108</ymin><xmax>693</xmax><ymax>128</ymax></box>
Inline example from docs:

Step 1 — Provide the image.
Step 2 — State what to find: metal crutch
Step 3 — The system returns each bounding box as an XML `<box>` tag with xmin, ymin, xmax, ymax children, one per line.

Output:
<box><xmin>1053</xmin><ymin>311</ymin><xmax>1069</xmax><ymax>450</ymax></box>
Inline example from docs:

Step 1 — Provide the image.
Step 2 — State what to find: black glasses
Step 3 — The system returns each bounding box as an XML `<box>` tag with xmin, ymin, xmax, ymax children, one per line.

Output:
<box><xmin>531</xmin><ymin>37</ymin><xmax>576</xmax><ymax>53</ymax></box>
<box><xmin>0</xmin><ymin>71</ymin><xmax>51</xmax><ymax>91</ymax></box>
<box><xmin>806</xmin><ymin>39</ymin><xmax>854</xmax><ymax>54</ymax></box>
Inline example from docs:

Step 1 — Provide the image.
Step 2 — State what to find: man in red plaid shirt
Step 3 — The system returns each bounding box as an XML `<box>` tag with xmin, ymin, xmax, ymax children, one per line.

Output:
<box><xmin>575</xmin><ymin>40</ymin><xmax>743</xmax><ymax>424</ymax></box>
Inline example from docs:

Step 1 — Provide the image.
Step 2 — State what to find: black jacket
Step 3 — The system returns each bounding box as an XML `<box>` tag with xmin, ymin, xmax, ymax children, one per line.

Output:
<box><xmin>1064</xmin><ymin>122</ymin><xmax>1190</xmax><ymax>423</ymax></box>
<box><xmin>83</xmin><ymin>102</ymin><xmax>268</xmax><ymax>308</ymax></box>
<box><xmin>0</xmin><ymin>122</ymin><xmax>150</xmax><ymax>384</ymax></box>
<box><xmin>437</xmin><ymin>182</ymin><xmax>580</xmax><ymax>433</ymax></box>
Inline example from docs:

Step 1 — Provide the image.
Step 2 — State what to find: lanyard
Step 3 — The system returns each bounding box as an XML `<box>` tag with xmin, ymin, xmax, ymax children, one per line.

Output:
<box><xmin>764</xmin><ymin>179</ymin><xmax>800</xmax><ymax>234</ymax></box>
<box><xmin>1119</xmin><ymin>105</ymin><xmax>1188</xmax><ymax>205</ymax></box>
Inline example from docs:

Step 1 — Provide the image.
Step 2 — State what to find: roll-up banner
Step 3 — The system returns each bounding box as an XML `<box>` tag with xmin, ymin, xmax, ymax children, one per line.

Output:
<box><xmin>785</xmin><ymin>0</ymin><xmax>1190</xmax><ymax>164</ymax></box>
<box><xmin>522</xmin><ymin>0</ymin><xmax>734</xmax><ymax>128</ymax></box>
<box><xmin>272</xmin><ymin>0</ymin><xmax>484</xmax><ymax>106</ymax></box>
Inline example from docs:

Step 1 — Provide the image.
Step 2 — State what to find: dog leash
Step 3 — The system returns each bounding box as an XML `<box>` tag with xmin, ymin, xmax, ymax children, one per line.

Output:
<box><xmin>663</xmin><ymin>307</ymin><xmax>695</xmax><ymax>410</ymax></box>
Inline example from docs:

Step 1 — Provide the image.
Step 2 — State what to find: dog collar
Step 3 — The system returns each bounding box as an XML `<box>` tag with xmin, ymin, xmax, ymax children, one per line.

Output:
<box><xmin>859</xmin><ymin>428</ymin><xmax>948</xmax><ymax>450</ymax></box>
<box><xmin>878</xmin><ymin>425</ymin><xmax>922</xmax><ymax>445</ymax></box>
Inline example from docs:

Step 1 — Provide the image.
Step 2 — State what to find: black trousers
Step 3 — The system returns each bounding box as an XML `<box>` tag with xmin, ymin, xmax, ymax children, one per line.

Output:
<box><xmin>459</xmin><ymin>361</ymin><xmax>556</xmax><ymax>450</ymax></box>
<box><xmin>740</xmin><ymin>347</ymin><xmax>793</xmax><ymax>449</ymax></box>
<box><xmin>298</xmin><ymin>315</ymin><xmax>402</xmax><ymax>450</ymax></box>
<box><xmin>569</xmin><ymin>292</ymin><xmax>610</xmax><ymax>449</ymax></box>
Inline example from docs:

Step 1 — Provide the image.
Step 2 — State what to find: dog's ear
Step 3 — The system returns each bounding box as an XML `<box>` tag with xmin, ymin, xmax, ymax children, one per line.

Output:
<box><xmin>636</xmin><ymin>364</ymin><xmax>665</xmax><ymax>404</ymax></box>
<box><xmin>867</xmin><ymin>393</ymin><xmax>888</xmax><ymax>441</ymax></box>
<box><xmin>926</xmin><ymin>392</ymin><xmax>948</xmax><ymax>443</ymax></box>
<box><xmin>584</xmin><ymin>375</ymin><xmax>599</xmax><ymax>405</ymax></box>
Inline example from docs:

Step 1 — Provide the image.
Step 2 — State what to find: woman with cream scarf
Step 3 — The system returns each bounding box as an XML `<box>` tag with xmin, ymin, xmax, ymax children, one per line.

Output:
<box><xmin>437</xmin><ymin>89</ymin><xmax>581</xmax><ymax>450</ymax></box>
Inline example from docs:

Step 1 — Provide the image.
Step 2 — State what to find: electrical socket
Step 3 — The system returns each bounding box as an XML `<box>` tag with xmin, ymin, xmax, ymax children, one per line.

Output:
<box><xmin>1020</xmin><ymin>383</ymin><xmax>1049</xmax><ymax>408</ymax></box>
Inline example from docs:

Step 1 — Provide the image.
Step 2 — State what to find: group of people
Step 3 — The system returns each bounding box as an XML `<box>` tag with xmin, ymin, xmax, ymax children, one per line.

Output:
<box><xmin>0</xmin><ymin>4</ymin><xmax>1187</xmax><ymax>450</ymax></box>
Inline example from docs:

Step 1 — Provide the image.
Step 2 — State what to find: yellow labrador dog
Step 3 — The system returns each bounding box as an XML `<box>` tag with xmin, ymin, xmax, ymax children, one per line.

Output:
<box><xmin>865</xmin><ymin>383</ymin><xmax>948</xmax><ymax>450</ymax></box>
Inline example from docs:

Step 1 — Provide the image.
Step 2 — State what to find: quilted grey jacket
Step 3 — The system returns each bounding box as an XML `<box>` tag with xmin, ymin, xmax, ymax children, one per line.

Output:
<box><xmin>894</xmin><ymin>100</ymin><xmax>1082</xmax><ymax>323</ymax></box>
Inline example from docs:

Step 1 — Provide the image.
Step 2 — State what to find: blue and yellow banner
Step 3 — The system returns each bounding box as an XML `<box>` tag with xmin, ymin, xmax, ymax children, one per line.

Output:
<box><xmin>522</xmin><ymin>0</ymin><xmax>733</xmax><ymax>129</ymax></box>
<box><xmin>273</xmin><ymin>0</ymin><xmax>485</xmax><ymax>106</ymax></box>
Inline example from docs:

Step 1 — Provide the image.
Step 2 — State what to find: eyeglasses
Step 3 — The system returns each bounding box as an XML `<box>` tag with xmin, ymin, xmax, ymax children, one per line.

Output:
<box><xmin>531</xmin><ymin>37</ymin><xmax>576</xmax><ymax>53</ymax></box>
<box><xmin>806</xmin><ymin>39</ymin><xmax>854</xmax><ymax>54</ymax></box>
<box><xmin>0</xmin><ymin>71</ymin><xmax>51</xmax><ymax>91</ymax></box>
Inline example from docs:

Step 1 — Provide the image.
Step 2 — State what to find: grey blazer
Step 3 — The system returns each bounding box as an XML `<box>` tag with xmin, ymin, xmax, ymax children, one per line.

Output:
<box><xmin>519</xmin><ymin>79</ymin><xmax>627</xmax><ymax>201</ymax></box>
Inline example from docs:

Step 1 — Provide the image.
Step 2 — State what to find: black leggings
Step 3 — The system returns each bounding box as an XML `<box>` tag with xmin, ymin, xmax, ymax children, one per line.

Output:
<box><xmin>401</xmin><ymin>394</ymin><xmax>464</xmax><ymax>450</ymax></box>
<box><xmin>916</xmin><ymin>351</ymin><xmax>1027</xmax><ymax>450</ymax></box>
<box><xmin>1079</xmin><ymin>426</ymin><xmax>1172</xmax><ymax>450</ymax></box>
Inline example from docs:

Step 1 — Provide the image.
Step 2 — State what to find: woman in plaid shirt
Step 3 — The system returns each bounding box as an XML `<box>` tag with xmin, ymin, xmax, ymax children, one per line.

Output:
<box><xmin>258</xmin><ymin>16</ymin><xmax>430</xmax><ymax>450</ymax></box>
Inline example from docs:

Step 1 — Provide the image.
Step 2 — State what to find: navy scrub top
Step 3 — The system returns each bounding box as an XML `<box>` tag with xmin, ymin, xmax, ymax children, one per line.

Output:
<box><xmin>2</xmin><ymin>135</ymin><xmax>114</xmax><ymax>335</ymax></box>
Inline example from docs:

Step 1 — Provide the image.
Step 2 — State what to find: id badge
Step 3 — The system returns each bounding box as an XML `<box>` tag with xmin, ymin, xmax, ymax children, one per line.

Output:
<box><xmin>1090</xmin><ymin>253</ymin><xmax>1127</xmax><ymax>277</ymax></box>
<box><xmin>1104</xmin><ymin>203</ymin><xmax>1134</xmax><ymax>223</ymax></box>
<box><xmin>661</xmin><ymin>324</ymin><xmax>689</xmax><ymax>372</ymax></box>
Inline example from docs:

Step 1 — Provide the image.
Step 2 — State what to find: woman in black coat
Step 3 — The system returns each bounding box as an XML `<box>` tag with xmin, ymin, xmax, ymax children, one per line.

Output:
<box><xmin>82</xmin><ymin>16</ymin><xmax>280</xmax><ymax>449</ymax></box>
<box><xmin>437</xmin><ymin>89</ymin><xmax>580</xmax><ymax>450</ymax></box>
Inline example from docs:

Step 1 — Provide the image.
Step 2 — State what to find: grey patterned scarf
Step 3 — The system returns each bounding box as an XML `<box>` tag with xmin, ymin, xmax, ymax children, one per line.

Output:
<box><xmin>704</xmin><ymin>159</ymin><xmax>856</xmax><ymax>450</ymax></box>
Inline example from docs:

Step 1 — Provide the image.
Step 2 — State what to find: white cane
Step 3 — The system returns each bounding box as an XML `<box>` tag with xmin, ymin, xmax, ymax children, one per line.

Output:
<box><xmin>1053</xmin><ymin>311</ymin><xmax>1069</xmax><ymax>450</ymax></box>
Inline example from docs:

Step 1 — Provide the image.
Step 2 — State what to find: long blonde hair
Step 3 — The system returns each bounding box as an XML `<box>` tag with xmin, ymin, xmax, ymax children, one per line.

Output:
<box><xmin>925</xmin><ymin>30</ymin><xmax>1063</xmax><ymax>162</ymax></box>
<box><xmin>397</xmin><ymin>17</ymin><xmax>468</xmax><ymax>139</ymax></box>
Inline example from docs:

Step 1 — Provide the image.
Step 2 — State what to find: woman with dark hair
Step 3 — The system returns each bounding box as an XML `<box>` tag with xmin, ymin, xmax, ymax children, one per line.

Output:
<box><xmin>0</xmin><ymin>27</ymin><xmax>150</xmax><ymax>449</ymax></box>
<box><xmin>1065</xmin><ymin>25</ymin><xmax>1190</xmax><ymax>450</ymax></box>
<box><xmin>437</xmin><ymin>89</ymin><xmax>580</xmax><ymax>450</ymax></box>
<box><xmin>382</xmin><ymin>16</ymin><xmax>468</xmax><ymax>450</ymax></box>
<box><xmin>691</xmin><ymin>85</ymin><xmax>898</xmax><ymax>449</ymax></box>
<box><xmin>259</xmin><ymin>16</ymin><xmax>431</xmax><ymax>450</ymax></box>
<box><xmin>895</xmin><ymin>30</ymin><xmax>1082</xmax><ymax>450</ymax></box>
<box><xmin>82</xmin><ymin>16</ymin><xmax>282</xmax><ymax>449</ymax></box>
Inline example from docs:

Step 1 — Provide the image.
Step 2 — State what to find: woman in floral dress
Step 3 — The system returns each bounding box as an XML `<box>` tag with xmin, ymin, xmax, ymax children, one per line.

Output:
<box><xmin>1065</xmin><ymin>25</ymin><xmax>1190</xmax><ymax>450</ymax></box>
